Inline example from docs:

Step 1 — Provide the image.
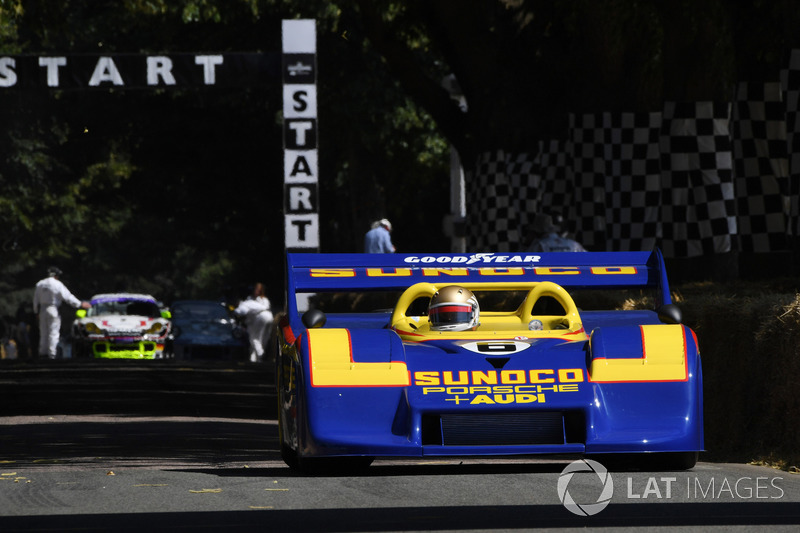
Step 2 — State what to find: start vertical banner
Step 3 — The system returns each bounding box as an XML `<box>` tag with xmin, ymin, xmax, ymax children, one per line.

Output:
<box><xmin>282</xmin><ymin>19</ymin><xmax>319</xmax><ymax>251</ymax></box>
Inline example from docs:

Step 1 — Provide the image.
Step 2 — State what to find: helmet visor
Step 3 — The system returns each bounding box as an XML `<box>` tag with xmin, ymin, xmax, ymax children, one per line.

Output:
<box><xmin>430</xmin><ymin>304</ymin><xmax>473</xmax><ymax>326</ymax></box>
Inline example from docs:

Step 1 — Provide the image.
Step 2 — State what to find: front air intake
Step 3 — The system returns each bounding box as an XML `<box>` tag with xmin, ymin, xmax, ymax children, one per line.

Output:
<box><xmin>423</xmin><ymin>412</ymin><xmax>569</xmax><ymax>446</ymax></box>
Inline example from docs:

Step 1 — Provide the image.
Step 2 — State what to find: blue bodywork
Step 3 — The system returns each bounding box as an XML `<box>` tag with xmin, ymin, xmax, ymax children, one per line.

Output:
<box><xmin>276</xmin><ymin>250</ymin><xmax>703</xmax><ymax>470</ymax></box>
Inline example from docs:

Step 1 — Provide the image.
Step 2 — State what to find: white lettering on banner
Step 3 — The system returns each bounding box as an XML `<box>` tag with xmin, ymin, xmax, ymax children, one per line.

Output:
<box><xmin>39</xmin><ymin>57</ymin><xmax>66</xmax><ymax>87</ymax></box>
<box><xmin>89</xmin><ymin>57</ymin><xmax>124</xmax><ymax>86</ymax></box>
<box><xmin>147</xmin><ymin>56</ymin><xmax>176</xmax><ymax>86</ymax></box>
<box><xmin>287</xmin><ymin>61</ymin><xmax>313</xmax><ymax>78</ymax></box>
<box><xmin>0</xmin><ymin>57</ymin><xmax>16</xmax><ymax>87</ymax></box>
<box><xmin>194</xmin><ymin>55</ymin><xmax>223</xmax><ymax>85</ymax></box>
<box><xmin>0</xmin><ymin>53</ymin><xmax>252</xmax><ymax>88</ymax></box>
<box><xmin>284</xmin><ymin>150</ymin><xmax>318</xmax><ymax>183</ymax></box>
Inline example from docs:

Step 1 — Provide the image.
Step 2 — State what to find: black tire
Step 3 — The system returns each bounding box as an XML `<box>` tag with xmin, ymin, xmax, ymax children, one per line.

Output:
<box><xmin>280</xmin><ymin>441</ymin><xmax>300</xmax><ymax>470</ymax></box>
<box><xmin>297</xmin><ymin>456</ymin><xmax>374</xmax><ymax>476</ymax></box>
<box><xmin>276</xmin><ymin>345</ymin><xmax>298</xmax><ymax>470</ymax></box>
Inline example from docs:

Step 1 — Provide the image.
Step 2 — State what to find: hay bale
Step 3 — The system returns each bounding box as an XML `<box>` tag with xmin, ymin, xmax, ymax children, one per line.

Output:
<box><xmin>678</xmin><ymin>285</ymin><xmax>798</xmax><ymax>468</ymax></box>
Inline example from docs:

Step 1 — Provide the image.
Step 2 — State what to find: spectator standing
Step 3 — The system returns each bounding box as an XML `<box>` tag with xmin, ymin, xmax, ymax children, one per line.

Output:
<box><xmin>364</xmin><ymin>218</ymin><xmax>396</xmax><ymax>253</ymax></box>
<box><xmin>234</xmin><ymin>282</ymin><xmax>274</xmax><ymax>363</ymax></box>
<box><xmin>14</xmin><ymin>303</ymin><xmax>33</xmax><ymax>359</ymax></box>
<box><xmin>32</xmin><ymin>267</ymin><xmax>90</xmax><ymax>359</ymax></box>
<box><xmin>525</xmin><ymin>213</ymin><xmax>587</xmax><ymax>253</ymax></box>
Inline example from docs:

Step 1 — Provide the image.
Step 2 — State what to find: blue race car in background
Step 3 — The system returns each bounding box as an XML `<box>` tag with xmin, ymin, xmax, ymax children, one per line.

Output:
<box><xmin>276</xmin><ymin>250</ymin><xmax>703</xmax><ymax>473</ymax></box>
<box><xmin>170</xmin><ymin>300</ymin><xmax>248</xmax><ymax>361</ymax></box>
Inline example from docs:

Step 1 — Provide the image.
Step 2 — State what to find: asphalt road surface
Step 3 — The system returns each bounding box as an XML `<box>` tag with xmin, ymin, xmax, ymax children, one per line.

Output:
<box><xmin>1</xmin><ymin>360</ymin><xmax>799</xmax><ymax>532</ymax></box>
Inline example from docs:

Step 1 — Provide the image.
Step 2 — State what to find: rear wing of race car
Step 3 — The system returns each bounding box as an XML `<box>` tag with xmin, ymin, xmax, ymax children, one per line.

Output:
<box><xmin>286</xmin><ymin>249</ymin><xmax>675</xmax><ymax>317</ymax></box>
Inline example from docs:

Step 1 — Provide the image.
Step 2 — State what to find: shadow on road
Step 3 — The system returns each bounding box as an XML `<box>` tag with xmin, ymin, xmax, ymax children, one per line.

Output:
<box><xmin>0</xmin><ymin>360</ymin><xmax>279</xmax><ymax>468</ymax></box>
<box><xmin>0</xmin><ymin>417</ymin><xmax>280</xmax><ymax>468</ymax></box>
<box><xmin>2</xmin><ymin>502</ymin><xmax>800</xmax><ymax>532</ymax></box>
<box><xmin>0</xmin><ymin>359</ymin><xmax>275</xmax><ymax>418</ymax></box>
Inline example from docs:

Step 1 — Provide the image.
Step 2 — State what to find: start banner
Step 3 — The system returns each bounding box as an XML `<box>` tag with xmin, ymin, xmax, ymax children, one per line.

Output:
<box><xmin>0</xmin><ymin>53</ymin><xmax>279</xmax><ymax>89</ymax></box>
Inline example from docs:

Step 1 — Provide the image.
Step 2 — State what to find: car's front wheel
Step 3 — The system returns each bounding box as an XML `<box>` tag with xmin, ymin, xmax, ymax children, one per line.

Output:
<box><xmin>280</xmin><ymin>440</ymin><xmax>299</xmax><ymax>470</ymax></box>
<box><xmin>296</xmin><ymin>455</ymin><xmax>374</xmax><ymax>476</ymax></box>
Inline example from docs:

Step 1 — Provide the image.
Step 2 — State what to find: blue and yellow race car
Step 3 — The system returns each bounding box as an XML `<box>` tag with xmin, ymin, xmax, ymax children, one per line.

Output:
<box><xmin>276</xmin><ymin>250</ymin><xmax>703</xmax><ymax>472</ymax></box>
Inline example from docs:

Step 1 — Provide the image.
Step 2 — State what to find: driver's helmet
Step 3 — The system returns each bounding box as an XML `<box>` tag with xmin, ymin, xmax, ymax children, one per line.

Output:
<box><xmin>428</xmin><ymin>286</ymin><xmax>480</xmax><ymax>332</ymax></box>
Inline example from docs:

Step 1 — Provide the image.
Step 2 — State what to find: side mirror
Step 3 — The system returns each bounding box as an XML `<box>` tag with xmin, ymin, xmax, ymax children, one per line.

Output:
<box><xmin>657</xmin><ymin>304</ymin><xmax>682</xmax><ymax>325</ymax></box>
<box><xmin>161</xmin><ymin>310</ymin><xmax>172</xmax><ymax>319</ymax></box>
<box><xmin>302</xmin><ymin>309</ymin><xmax>327</xmax><ymax>329</ymax></box>
<box><xmin>75</xmin><ymin>309</ymin><xmax>87</xmax><ymax>318</ymax></box>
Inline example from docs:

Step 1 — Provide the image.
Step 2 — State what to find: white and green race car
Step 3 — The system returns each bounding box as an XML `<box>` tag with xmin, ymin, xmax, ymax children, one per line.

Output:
<box><xmin>71</xmin><ymin>293</ymin><xmax>172</xmax><ymax>359</ymax></box>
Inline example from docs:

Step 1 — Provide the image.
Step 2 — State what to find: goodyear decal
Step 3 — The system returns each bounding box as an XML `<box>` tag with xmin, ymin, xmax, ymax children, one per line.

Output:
<box><xmin>404</xmin><ymin>253</ymin><xmax>541</xmax><ymax>264</ymax></box>
<box><xmin>414</xmin><ymin>368</ymin><xmax>584</xmax><ymax>405</ymax></box>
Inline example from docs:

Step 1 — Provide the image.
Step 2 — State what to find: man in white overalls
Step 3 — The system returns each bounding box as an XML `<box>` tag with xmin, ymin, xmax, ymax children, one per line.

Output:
<box><xmin>234</xmin><ymin>282</ymin><xmax>274</xmax><ymax>363</ymax></box>
<box><xmin>33</xmin><ymin>267</ymin><xmax>90</xmax><ymax>359</ymax></box>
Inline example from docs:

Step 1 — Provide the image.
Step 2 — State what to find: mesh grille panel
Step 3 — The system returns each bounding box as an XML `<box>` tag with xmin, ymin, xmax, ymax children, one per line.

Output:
<box><xmin>438</xmin><ymin>412</ymin><xmax>565</xmax><ymax>446</ymax></box>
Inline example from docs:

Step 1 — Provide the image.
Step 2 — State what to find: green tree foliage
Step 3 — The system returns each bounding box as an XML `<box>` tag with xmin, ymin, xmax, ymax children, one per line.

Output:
<box><xmin>0</xmin><ymin>0</ymin><xmax>450</xmax><ymax>317</ymax></box>
<box><xmin>354</xmin><ymin>0</ymin><xmax>800</xmax><ymax>160</ymax></box>
<box><xmin>5</xmin><ymin>0</ymin><xmax>800</xmax><ymax>319</ymax></box>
